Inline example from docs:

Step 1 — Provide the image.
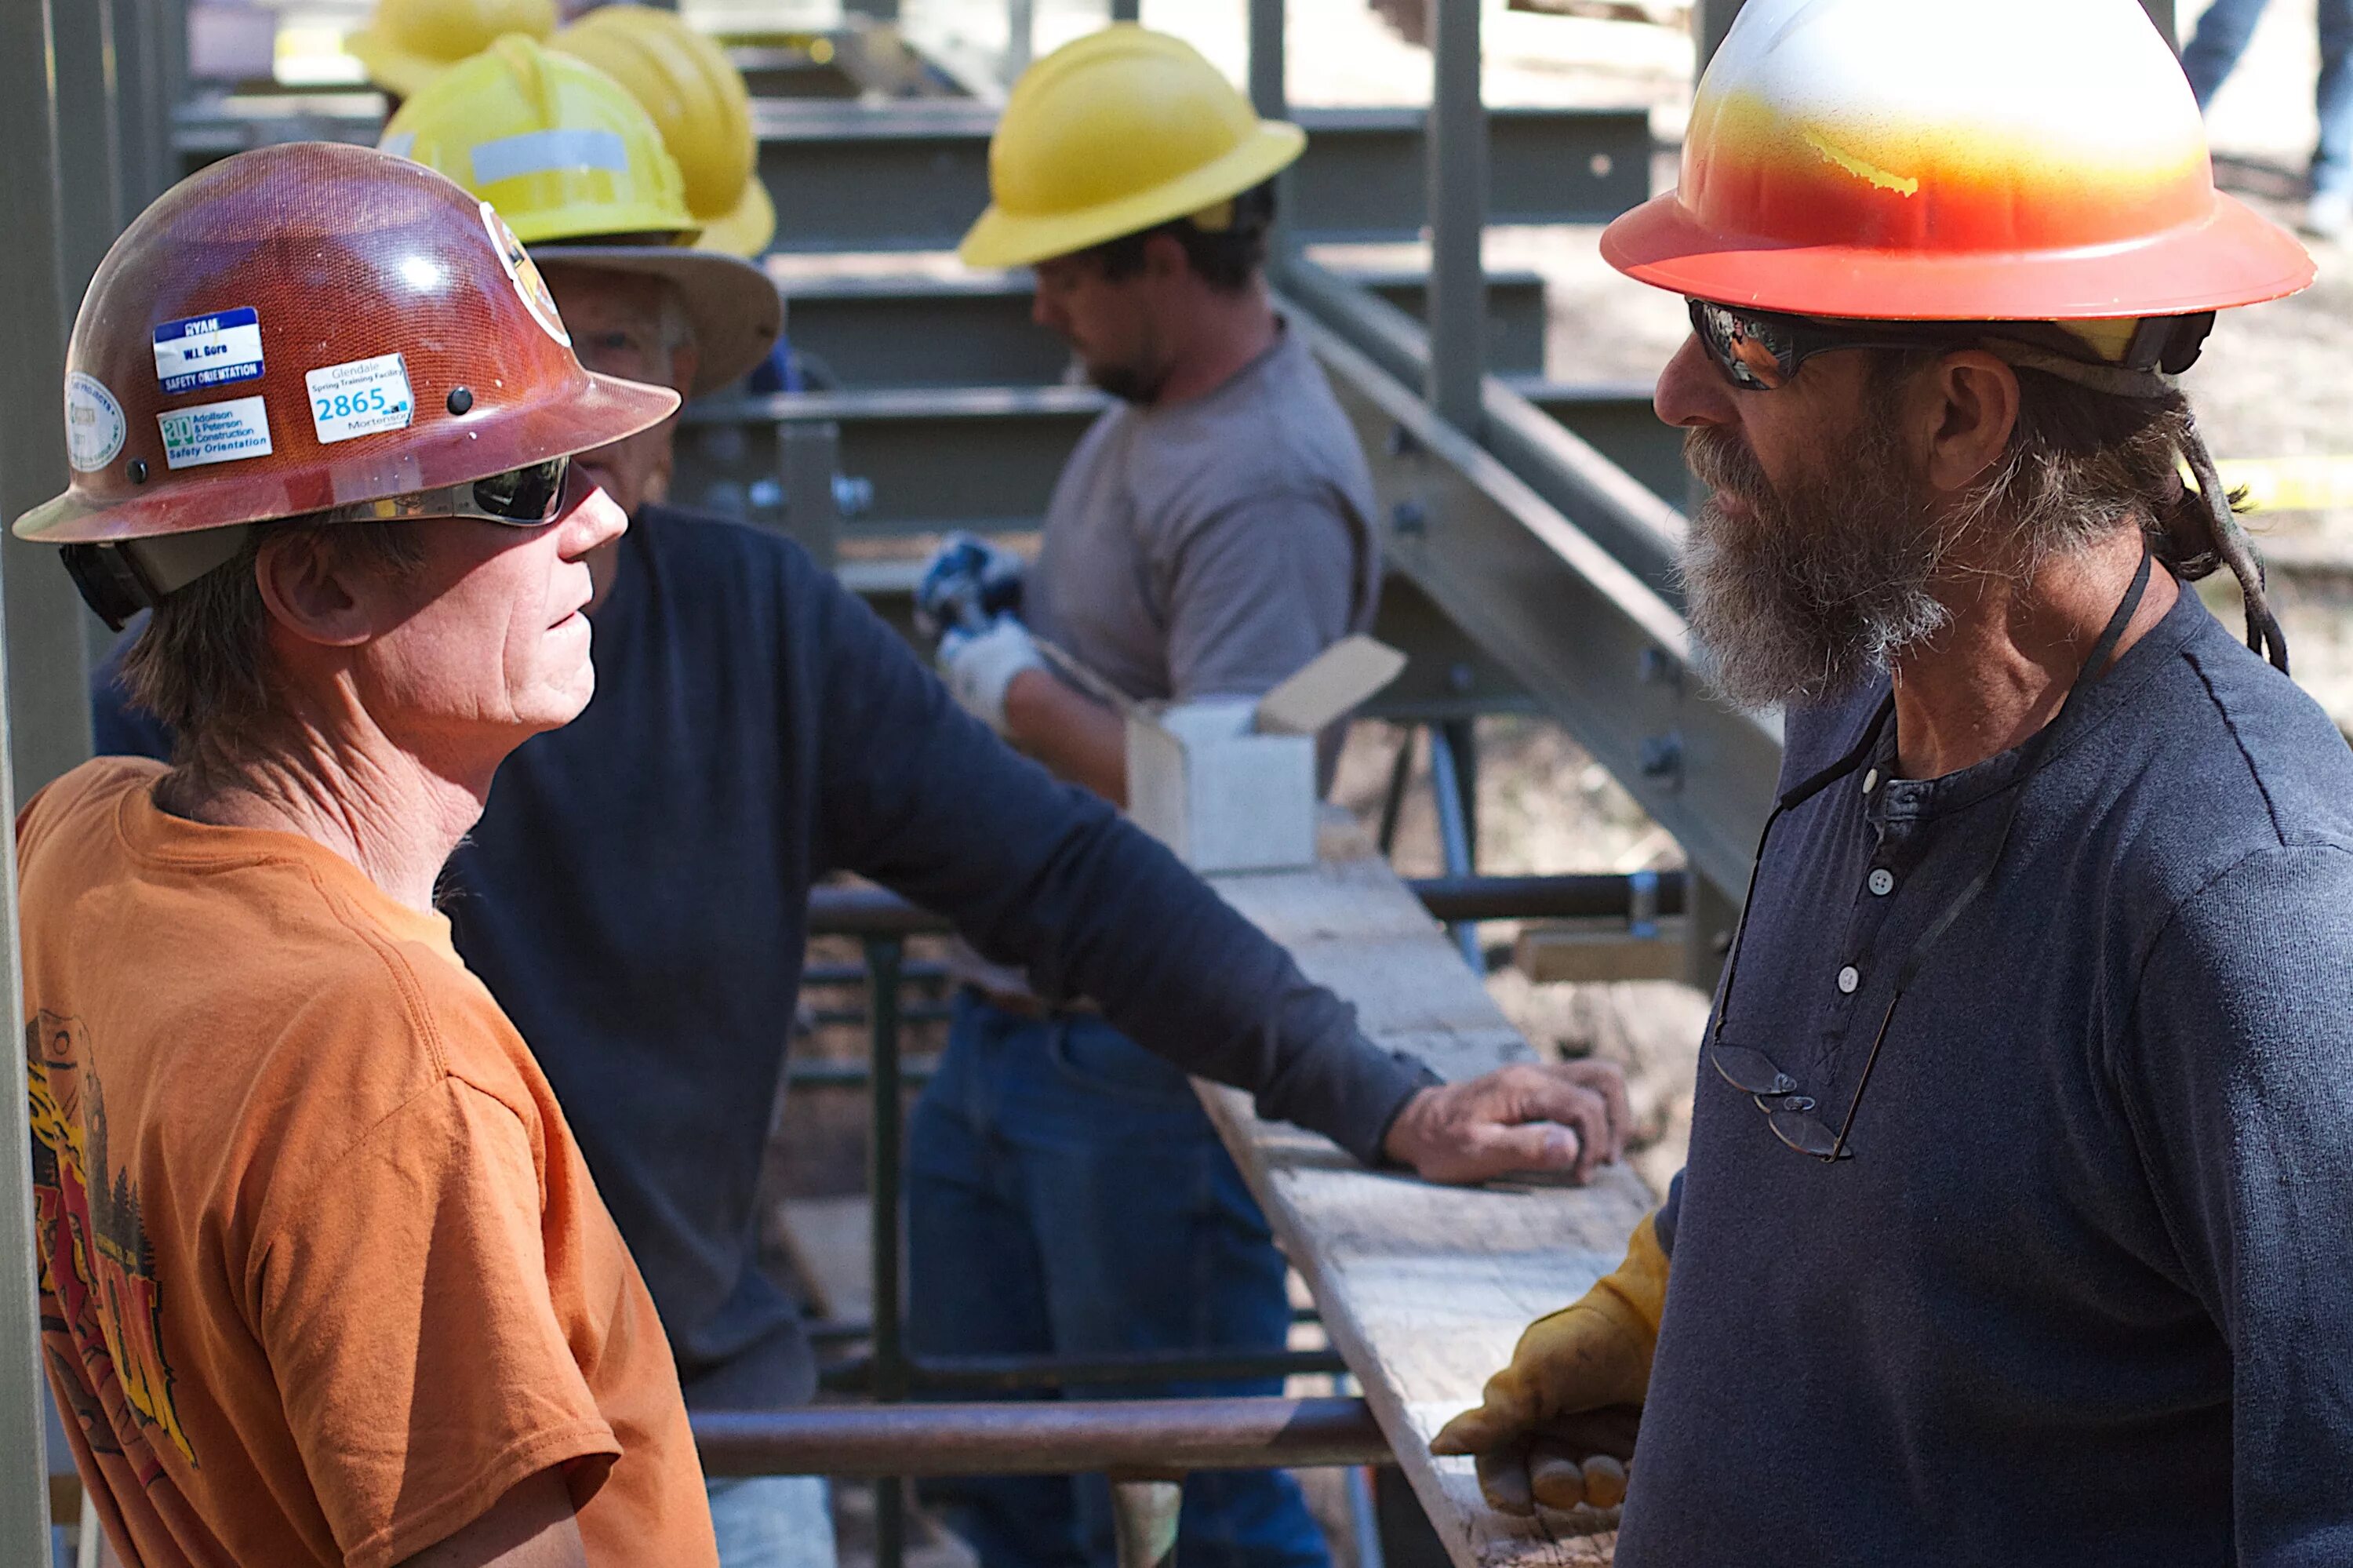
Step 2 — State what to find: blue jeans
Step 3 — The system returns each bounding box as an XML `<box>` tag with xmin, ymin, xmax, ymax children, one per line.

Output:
<box><xmin>708</xmin><ymin>1475</ymin><xmax>836</xmax><ymax>1568</ymax></box>
<box><xmin>906</xmin><ymin>993</ymin><xmax>1329</xmax><ymax>1568</ymax></box>
<box><xmin>2183</xmin><ymin>0</ymin><xmax>2353</xmax><ymax>197</ymax></box>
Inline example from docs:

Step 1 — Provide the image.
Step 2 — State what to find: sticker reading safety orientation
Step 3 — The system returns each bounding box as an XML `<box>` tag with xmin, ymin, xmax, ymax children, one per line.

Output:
<box><xmin>64</xmin><ymin>373</ymin><xmax>125</xmax><ymax>472</ymax></box>
<box><xmin>306</xmin><ymin>353</ymin><xmax>415</xmax><ymax>445</ymax></box>
<box><xmin>153</xmin><ymin>307</ymin><xmax>264</xmax><ymax>395</ymax></box>
<box><xmin>158</xmin><ymin>396</ymin><xmax>273</xmax><ymax>470</ymax></box>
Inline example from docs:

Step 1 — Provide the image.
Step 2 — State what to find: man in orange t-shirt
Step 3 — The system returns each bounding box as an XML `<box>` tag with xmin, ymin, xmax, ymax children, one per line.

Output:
<box><xmin>14</xmin><ymin>144</ymin><xmax>714</xmax><ymax>1565</ymax></box>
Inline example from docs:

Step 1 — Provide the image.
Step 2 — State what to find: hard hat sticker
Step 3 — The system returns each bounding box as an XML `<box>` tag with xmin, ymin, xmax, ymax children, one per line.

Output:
<box><xmin>479</xmin><ymin>201</ymin><xmax>573</xmax><ymax>348</ymax></box>
<box><xmin>157</xmin><ymin>396</ymin><xmax>274</xmax><ymax>470</ymax></box>
<box><xmin>64</xmin><ymin>373</ymin><xmax>126</xmax><ymax>473</ymax></box>
<box><xmin>306</xmin><ymin>353</ymin><xmax>416</xmax><ymax>445</ymax></box>
<box><xmin>152</xmin><ymin>307</ymin><xmax>265</xmax><ymax>396</ymax></box>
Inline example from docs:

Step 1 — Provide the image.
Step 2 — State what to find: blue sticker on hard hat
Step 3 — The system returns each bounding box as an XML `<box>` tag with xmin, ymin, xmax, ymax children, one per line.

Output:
<box><xmin>64</xmin><ymin>373</ymin><xmax>126</xmax><ymax>473</ymax></box>
<box><xmin>152</xmin><ymin>307</ymin><xmax>264</xmax><ymax>396</ymax></box>
<box><xmin>157</xmin><ymin>395</ymin><xmax>273</xmax><ymax>470</ymax></box>
<box><xmin>468</xmin><ymin>127</ymin><xmax>631</xmax><ymax>187</ymax></box>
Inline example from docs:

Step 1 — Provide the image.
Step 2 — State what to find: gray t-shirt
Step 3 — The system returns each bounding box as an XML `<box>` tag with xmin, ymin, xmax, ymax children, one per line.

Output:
<box><xmin>956</xmin><ymin>322</ymin><xmax>1383</xmax><ymax>1002</ymax></box>
<box><xmin>1026</xmin><ymin>320</ymin><xmax>1381</xmax><ymax>723</ymax></box>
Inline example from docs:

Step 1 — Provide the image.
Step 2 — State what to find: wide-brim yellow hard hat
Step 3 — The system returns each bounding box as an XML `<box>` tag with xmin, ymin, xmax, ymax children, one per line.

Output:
<box><xmin>695</xmin><ymin>176</ymin><xmax>776</xmax><ymax>259</ymax></box>
<box><xmin>381</xmin><ymin>36</ymin><xmax>697</xmax><ymax>247</ymax></box>
<box><xmin>346</xmin><ymin>0</ymin><xmax>556</xmax><ymax>100</ymax></box>
<box><xmin>958</xmin><ymin>24</ymin><xmax>1305</xmax><ymax>271</ymax></box>
<box><xmin>532</xmin><ymin>243</ymin><xmax>783</xmax><ymax>395</ymax></box>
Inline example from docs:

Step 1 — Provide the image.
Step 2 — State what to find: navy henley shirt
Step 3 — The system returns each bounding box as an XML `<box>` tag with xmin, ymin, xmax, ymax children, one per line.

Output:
<box><xmin>1625</xmin><ymin>584</ymin><xmax>2353</xmax><ymax>1565</ymax></box>
<box><xmin>93</xmin><ymin>507</ymin><xmax>1431</xmax><ymax>1410</ymax></box>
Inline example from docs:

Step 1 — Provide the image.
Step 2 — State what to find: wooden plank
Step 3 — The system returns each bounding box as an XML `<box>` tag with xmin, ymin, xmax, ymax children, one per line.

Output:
<box><xmin>1202</xmin><ymin>814</ymin><xmax>1653</xmax><ymax>1568</ymax></box>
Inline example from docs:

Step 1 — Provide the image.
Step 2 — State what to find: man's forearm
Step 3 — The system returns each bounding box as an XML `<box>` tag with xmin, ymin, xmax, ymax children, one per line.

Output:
<box><xmin>1003</xmin><ymin>666</ymin><xmax>1129</xmax><ymax>804</ymax></box>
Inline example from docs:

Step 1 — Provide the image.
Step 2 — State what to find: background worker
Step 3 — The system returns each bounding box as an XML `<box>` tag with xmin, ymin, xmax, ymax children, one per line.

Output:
<box><xmin>90</xmin><ymin>39</ymin><xmax>1634</xmax><ymax>1568</ymax></box>
<box><xmin>31</xmin><ymin>142</ymin><xmax>711</xmax><ymax>1568</ymax></box>
<box><xmin>902</xmin><ymin>29</ymin><xmax>1553</xmax><ymax>1568</ymax></box>
<box><xmin>2178</xmin><ymin>0</ymin><xmax>2353</xmax><ymax>237</ymax></box>
<box><xmin>1431</xmin><ymin>2</ymin><xmax>2353</xmax><ymax>1562</ymax></box>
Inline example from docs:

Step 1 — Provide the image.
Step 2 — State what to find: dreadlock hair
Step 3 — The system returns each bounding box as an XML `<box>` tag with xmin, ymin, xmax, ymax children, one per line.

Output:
<box><xmin>1084</xmin><ymin>180</ymin><xmax>1278</xmax><ymax>294</ymax></box>
<box><xmin>1871</xmin><ymin>353</ymin><xmax>2288</xmax><ymax>673</ymax></box>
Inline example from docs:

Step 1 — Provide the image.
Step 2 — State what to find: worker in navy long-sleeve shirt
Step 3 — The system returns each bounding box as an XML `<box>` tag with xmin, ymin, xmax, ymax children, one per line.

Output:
<box><xmin>1427</xmin><ymin>2</ymin><xmax>2353</xmax><ymax>1558</ymax></box>
<box><xmin>91</xmin><ymin>260</ymin><xmax>1631</xmax><ymax>1546</ymax></box>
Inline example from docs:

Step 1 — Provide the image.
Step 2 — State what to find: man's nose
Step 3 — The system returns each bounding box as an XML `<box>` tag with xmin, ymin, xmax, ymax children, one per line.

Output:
<box><xmin>561</xmin><ymin>480</ymin><xmax>630</xmax><ymax>555</ymax></box>
<box><xmin>1654</xmin><ymin>333</ymin><xmax>1739</xmax><ymax>431</ymax></box>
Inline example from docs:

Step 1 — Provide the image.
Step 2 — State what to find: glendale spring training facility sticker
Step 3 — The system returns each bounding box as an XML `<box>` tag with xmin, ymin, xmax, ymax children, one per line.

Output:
<box><xmin>158</xmin><ymin>396</ymin><xmax>273</xmax><ymax>470</ymax></box>
<box><xmin>306</xmin><ymin>353</ymin><xmax>415</xmax><ymax>445</ymax></box>
<box><xmin>64</xmin><ymin>373</ymin><xmax>125</xmax><ymax>472</ymax></box>
<box><xmin>152</xmin><ymin>307</ymin><xmax>265</xmax><ymax>396</ymax></box>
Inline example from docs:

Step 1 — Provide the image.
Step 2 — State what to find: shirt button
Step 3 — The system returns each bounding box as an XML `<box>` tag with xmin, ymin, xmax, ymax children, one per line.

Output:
<box><xmin>1837</xmin><ymin>965</ymin><xmax>1860</xmax><ymax>994</ymax></box>
<box><xmin>1862</xmin><ymin>768</ymin><xmax>1879</xmax><ymax>794</ymax></box>
<box><xmin>1868</xmin><ymin>868</ymin><xmax>1895</xmax><ymax>897</ymax></box>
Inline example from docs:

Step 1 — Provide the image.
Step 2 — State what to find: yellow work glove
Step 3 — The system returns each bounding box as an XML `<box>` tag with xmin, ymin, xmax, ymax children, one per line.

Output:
<box><xmin>1428</xmin><ymin>1212</ymin><xmax>1667</xmax><ymax>1514</ymax></box>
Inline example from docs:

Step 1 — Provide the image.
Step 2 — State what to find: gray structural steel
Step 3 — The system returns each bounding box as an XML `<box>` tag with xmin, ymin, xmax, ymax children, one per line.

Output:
<box><xmin>777</xmin><ymin>267</ymin><xmax>1551</xmax><ymax>389</ymax></box>
<box><xmin>747</xmin><ymin>100</ymin><xmax>1650</xmax><ymax>253</ymax></box>
<box><xmin>1425</xmin><ymin>0</ymin><xmax>1488</xmax><ymax>433</ymax></box>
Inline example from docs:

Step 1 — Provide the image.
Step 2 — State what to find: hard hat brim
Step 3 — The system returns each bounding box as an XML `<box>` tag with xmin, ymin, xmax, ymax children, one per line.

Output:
<box><xmin>531</xmin><ymin>244</ymin><xmax>784</xmax><ymax>395</ymax></box>
<box><xmin>958</xmin><ymin>120</ymin><xmax>1304</xmax><ymax>271</ymax></box>
<box><xmin>1602</xmin><ymin>187</ymin><xmax>2316</xmax><ymax>322</ymax></box>
<box><xmin>695</xmin><ymin>179</ymin><xmax>776</xmax><ymax>260</ymax></box>
<box><xmin>345</xmin><ymin>25</ymin><xmax>454</xmax><ymax>101</ymax></box>
<box><xmin>14</xmin><ymin>370</ymin><xmax>678</xmax><ymax>545</ymax></box>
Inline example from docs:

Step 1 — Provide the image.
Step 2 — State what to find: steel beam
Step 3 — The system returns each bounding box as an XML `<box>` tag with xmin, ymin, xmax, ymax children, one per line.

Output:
<box><xmin>3</xmin><ymin>0</ymin><xmax>95</xmax><ymax>802</ymax></box>
<box><xmin>1289</xmin><ymin>311</ymin><xmax>1780</xmax><ymax>897</ymax></box>
<box><xmin>750</xmin><ymin>101</ymin><xmax>1651</xmax><ymax>252</ymax></box>
<box><xmin>695</xmin><ymin>1396</ymin><xmax>1390</xmax><ymax>1479</ymax></box>
<box><xmin>0</xmin><ymin>2</ymin><xmax>65</xmax><ymax>1555</ymax></box>
<box><xmin>1425</xmin><ymin>0</ymin><xmax>1487</xmax><ymax>431</ymax></box>
<box><xmin>674</xmin><ymin>376</ymin><xmax>1671</xmax><ymax>543</ymax></box>
<box><xmin>778</xmin><ymin>267</ymin><xmax>1548</xmax><ymax>390</ymax></box>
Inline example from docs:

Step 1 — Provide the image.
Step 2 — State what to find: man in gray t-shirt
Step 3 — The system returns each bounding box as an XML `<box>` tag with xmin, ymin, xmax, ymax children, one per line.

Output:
<box><xmin>902</xmin><ymin>26</ymin><xmax>1624</xmax><ymax>1568</ymax></box>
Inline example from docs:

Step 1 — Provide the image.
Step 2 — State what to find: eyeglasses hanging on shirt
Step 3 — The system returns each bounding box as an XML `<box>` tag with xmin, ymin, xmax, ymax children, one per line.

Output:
<box><xmin>1705</xmin><ymin>548</ymin><xmax>2155</xmax><ymax>1161</ymax></box>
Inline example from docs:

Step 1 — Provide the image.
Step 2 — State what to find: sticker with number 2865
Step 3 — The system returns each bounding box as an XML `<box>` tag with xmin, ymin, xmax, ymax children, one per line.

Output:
<box><xmin>305</xmin><ymin>352</ymin><xmax>416</xmax><ymax>446</ymax></box>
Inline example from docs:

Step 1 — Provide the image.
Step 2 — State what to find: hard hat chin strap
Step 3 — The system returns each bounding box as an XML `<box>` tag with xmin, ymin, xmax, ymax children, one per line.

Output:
<box><xmin>1975</xmin><ymin>337</ymin><xmax>2287</xmax><ymax>676</ymax></box>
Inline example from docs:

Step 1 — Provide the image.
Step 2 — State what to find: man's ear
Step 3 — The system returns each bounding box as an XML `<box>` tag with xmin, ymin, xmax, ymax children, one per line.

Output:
<box><xmin>1142</xmin><ymin>230</ymin><xmax>1191</xmax><ymax>285</ymax></box>
<box><xmin>1918</xmin><ymin>350</ymin><xmax>2021</xmax><ymax>496</ymax></box>
<box><xmin>253</xmin><ymin>530</ymin><xmax>380</xmax><ymax>649</ymax></box>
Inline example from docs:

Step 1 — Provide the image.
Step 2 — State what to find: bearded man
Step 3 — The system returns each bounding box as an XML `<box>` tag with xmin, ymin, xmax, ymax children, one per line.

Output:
<box><xmin>1429</xmin><ymin>1</ymin><xmax>2353</xmax><ymax>1563</ymax></box>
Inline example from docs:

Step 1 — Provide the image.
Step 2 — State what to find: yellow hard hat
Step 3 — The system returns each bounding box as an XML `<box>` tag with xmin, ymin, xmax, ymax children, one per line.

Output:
<box><xmin>551</xmin><ymin>4</ymin><xmax>769</xmax><ymax>255</ymax></box>
<box><xmin>959</xmin><ymin>24</ymin><xmax>1304</xmax><ymax>271</ymax></box>
<box><xmin>381</xmin><ymin>35</ymin><xmax>782</xmax><ymax>395</ymax></box>
<box><xmin>346</xmin><ymin>0</ymin><xmax>556</xmax><ymax>100</ymax></box>
<box><xmin>382</xmin><ymin>35</ymin><xmax>694</xmax><ymax>246</ymax></box>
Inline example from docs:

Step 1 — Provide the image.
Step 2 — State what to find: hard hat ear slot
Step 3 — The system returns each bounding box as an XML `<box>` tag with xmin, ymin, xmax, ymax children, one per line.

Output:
<box><xmin>61</xmin><ymin>544</ymin><xmax>162</xmax><ymax>632</ymax></box>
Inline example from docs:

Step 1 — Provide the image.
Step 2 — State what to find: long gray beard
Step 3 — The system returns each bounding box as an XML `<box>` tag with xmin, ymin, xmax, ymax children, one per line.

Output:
<box><xmin>1678</xmin><ymin>420</ymin><xmax>1961</xmax><ymax>712</ymax></box>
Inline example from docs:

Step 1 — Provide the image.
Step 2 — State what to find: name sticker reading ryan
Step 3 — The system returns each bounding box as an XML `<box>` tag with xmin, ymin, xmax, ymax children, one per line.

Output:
<box><xmin>306</xmin><ymin>353</ymin><xmax>415</xmax><ymax>445</ymax></box>
<box><xmin>152</xmin><ymin>308</ymin><xmax>264</xmax><ymax>396</ymax></box>
<box><xmin>158</xmin><ymin>396</ymin><xmax>273</xmax><ymax>470</ymax></box>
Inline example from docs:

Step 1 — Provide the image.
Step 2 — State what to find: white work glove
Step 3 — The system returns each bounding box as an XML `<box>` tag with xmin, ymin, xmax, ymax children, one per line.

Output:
<box><xmin>938</xmin><ymin>614</ymin><xmax>1046</xmax><ymax>737</ymax></box>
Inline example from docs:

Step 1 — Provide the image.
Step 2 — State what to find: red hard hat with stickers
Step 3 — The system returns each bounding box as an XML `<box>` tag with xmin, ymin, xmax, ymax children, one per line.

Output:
<box><xmin>13</xmin><ymin>140</ymin><xmax>678</xmax><ymax>626</ymax></box>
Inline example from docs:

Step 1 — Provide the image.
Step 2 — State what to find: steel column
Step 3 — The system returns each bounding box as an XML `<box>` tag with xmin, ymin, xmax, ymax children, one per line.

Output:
<box><xmin>867</xmin><ymin>937</ymin><xmax>907</xmax><ymax>1568</ymax></box>
<box><xmin>1110</xmin><ymin>0</ymin><xmax>1143</xmax><ymax>20</ymax></box>
<box><xmin>1693</xmin><ymin>0</ymin><xmax>1745</xmax><ymax>71</ymax></box>
<box><xmin>113</xmin><ymin>0</ymin><xmax>171</xmax><ymax>212</ymax></box>
<box><xmin>0</xmin><ymin>2</ymin><xmax>64</xmax><ymax>1555</ymax></box>
<box><xmin>53</xmin><ymin>0</ymin><xmax>125</xmax><ymax>300</ymax></box>
<box><xmin>2140</xmin><ymin>0</ymin><xmax>2177</xmax><ymax>49</ymax></box>
<box><xmin>1424</xmin><ymin>0</ymin><xmax>1487</xmax><ymax>433</ymax></box>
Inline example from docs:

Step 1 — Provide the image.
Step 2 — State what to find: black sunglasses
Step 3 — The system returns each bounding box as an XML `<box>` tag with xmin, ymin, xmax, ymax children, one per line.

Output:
<box><xmin>308</xmin><ymin>455</ymin><xmax>575</xmax><ymax>528</ymax></box>
<box><xmin>1686</xmin><ymin>298</ymin><xmax>1958</xmax><ymax>392</ymax></box>
<box><xmin>1705</xmin><ymin>550</ymin><xmax>2154</xmax><ymax>1161</ymax></box>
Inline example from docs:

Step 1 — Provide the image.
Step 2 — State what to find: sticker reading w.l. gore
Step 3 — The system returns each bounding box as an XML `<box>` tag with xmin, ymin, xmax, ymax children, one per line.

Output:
<box><xmin>305</xmin><ymin>353</ymin><xmax>414</xmax><ymax>444</ymax></box>
<box><xmin>151</xmin><ymin>307</ymin><xmax>264</xmax><ymax>395</ymax></box>
<box><xmin>157</xmin><ymin>396</ymin><xmax>272</xmax><ymax>470</ymax></box>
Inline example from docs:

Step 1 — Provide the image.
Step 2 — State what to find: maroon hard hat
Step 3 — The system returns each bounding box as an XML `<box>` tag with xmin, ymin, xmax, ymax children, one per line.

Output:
<box><xmin>14</xmin><ymin>139</ymin><xmax>678</xmax><ymax>548</ymax></box>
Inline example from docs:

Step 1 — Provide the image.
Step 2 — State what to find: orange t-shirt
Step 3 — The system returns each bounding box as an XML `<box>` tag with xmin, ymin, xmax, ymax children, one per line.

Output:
<box><xmin>21</xmin><ymin>759</ymin><xmax>718</xmax><ymax>1568</ymax></box>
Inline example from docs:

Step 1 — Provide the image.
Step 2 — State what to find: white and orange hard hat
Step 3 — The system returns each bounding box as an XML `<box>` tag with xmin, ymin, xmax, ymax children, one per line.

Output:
<box><xmin>1603</xmin><ymin>0</ymin><xmax>2314</xmax><ymax>323</ymax></box>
